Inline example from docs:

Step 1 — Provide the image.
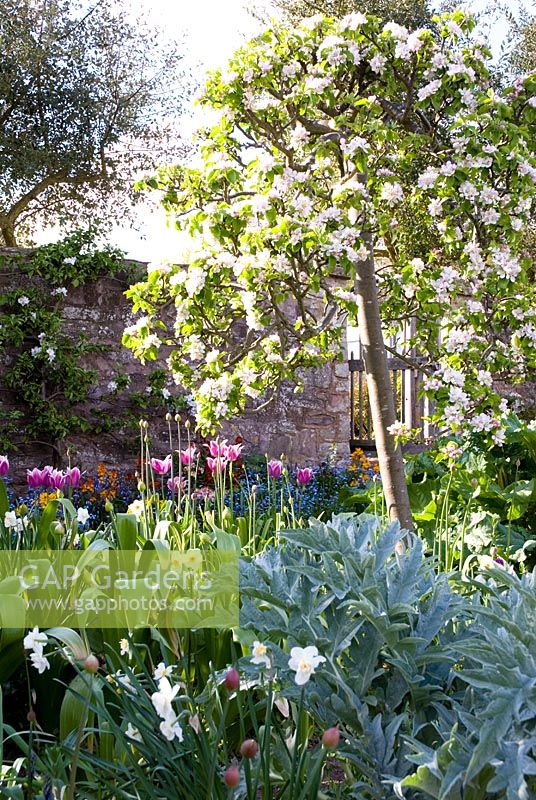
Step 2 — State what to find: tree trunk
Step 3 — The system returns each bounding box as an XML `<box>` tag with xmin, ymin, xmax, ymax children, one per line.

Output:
<box><xmin>354</xmin><ymin>224</ymin><xmax>414</xmax><ymax>531</ymax></box>
<box><xmin>0</xmin><ymin>221</ymin><xmax>17</xmax><ymax>247</ymax></box>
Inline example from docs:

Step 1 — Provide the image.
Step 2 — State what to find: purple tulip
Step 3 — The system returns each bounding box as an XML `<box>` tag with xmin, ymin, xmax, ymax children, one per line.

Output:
<box><xmin>167</xmin><ymin>476</ymin><xmax>187</xmax><ymax>493</ymax></box>
<box><xmin>296</xmin><ymin>467</ymin><xmax>314</xmax><ymax>486</ymax></box>
<box><xmin>27</xmin><ymin>468</ymin><xmax>44</xmax><ymax>488</ymax></box>
<box><xmin>151</xmin><ymin>455</ymin><xmax>172</xmax><ymax>476</ymax></box>
<box><xmin>0</xmin><ymin>456</ymin><xmax>9</xmax><ymax>478</ymax></box>
<box><xmin>226</xmin><ymin>443</ymin><xmax>243</xmax><ymax>462</ymax></box>
<box><xmin>208</xmin><ymin>439</ymin><xmax>228</xmax><ymax>458</ymax></box>
<box><xmin>50</xmin><ymin>469</ymin><xmax>67</xmax><ymax>491</ymax></box>
<box><xmin>65</xmin><ymin>467</ymin><xmax>81</xmax><ymax>488</ymax></box>
<box><xmin>41</xmin><ymin>466</ymin><xmax>54</xmax><ymax>488</ymax></box>
<box><xmin>180</xmin><ymin>446</ymin><xmax>197</xmax><ymax>466</ymax></box>
<box><xmin>207</xmin><ymin>456</ymin><xmax>227</xmax><ymax>473</ymax></box>
<box><xmin>268</xmin><ymin>459</ymin><xmax>283</xmax><ymax>479</ymax></box>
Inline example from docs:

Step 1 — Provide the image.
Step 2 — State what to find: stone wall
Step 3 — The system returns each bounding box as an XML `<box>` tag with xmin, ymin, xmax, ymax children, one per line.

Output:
<box><xmin>0</xmin><ymin>250</ymin><xmax>351</xmax><ymax>481</ymax></box>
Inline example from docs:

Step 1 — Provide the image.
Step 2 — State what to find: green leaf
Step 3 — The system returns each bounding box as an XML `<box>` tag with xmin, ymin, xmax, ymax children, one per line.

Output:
<box><xmin>0</xmin><ymin>479</ymin><xmax>8</xmax><ymax>518</ymax></box>
<box><xmin>60</xmin><ymin>672</ymin><xmax>103</xmax><ymax>740</ymax></box>
<box><xmin>46</xmin><ymin>627</ymin><xmax>89</xmax><ymax>661</ymax></box>
<box><xmin>115</xmin><ymin>513</ymin><xmax>138</xmax><ymax>550</ymax></box>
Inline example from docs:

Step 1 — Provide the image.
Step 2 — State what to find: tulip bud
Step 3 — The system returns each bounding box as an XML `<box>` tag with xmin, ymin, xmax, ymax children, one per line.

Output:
<box><xmin>175</xmin><ymin>413</ymin><xmax>181</xmax><ymax>423</ymax></box>
<box><xmin>224</xmin><ymin>764</ymin><xmax>240</xmax><ymax>789</ymax></box>
<box><xmin>137</xmin><ymin>480</ymin><xmax>146</xmax><ymax>492</ymax></box>
<box><xmin>19</xmin><ymin>503</ymin><xmax>28</xmax><ymax>515</ymax></box>
<box><xmin>224</xmin><ymin>667</ymin><xmax>240</xmax><ymax>692</ymax></box>
<box><xmin>84</xmin><ymin>654</ymin><xmax>100</xmax><ymax>674</ymax></box>
<box><xmin>105</xmin><ymin>499</ymin><xmax>114</xmax><ymax>513</ymax></box>
<box><xmin>185</xmin><ymin>419</ymin><xmax>191</xmax><ymax>429</ymax></box>
<box><xmin>239</xmin><ymin>739</ymin><xmax>258</xmax><ymax>759</ymax></box>
<box><xmin>322</xmin><ymin>726</ymin><xmax>340</xmax><ymax>750</ymax></box>
<box><xmin>27</xmin><ymin>709</ymin><xmax>37</xmax><ymax>723</ymax></box>
<box><xmin>51</xmin><ymin>521</ymin><xmax>65</xmax><ymax>535</ymax></box>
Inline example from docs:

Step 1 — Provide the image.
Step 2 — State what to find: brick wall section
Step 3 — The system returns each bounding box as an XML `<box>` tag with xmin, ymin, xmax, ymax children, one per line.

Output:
<box><xmin>0</xmin><ymin>249</ymin><xmax>351</xmax><ymax>481</ymax></box>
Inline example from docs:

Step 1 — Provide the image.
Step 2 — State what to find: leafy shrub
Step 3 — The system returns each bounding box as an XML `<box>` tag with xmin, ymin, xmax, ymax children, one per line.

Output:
<box><xmin>239</xmin><ymin>515</ymin><xmax>536</xmax><ymax>799</ymax></box>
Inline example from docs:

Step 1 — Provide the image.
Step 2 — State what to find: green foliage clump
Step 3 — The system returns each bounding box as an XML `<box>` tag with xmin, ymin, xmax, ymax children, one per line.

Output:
<box><xmin>0</xmin><ymin>230</ymin><xmax>156</xmax><ymax>452</ymax></box>
<box><xmin>240</xmin><ymin>514</ymin><xmax>536</xmax><ymax>799</ymax></box>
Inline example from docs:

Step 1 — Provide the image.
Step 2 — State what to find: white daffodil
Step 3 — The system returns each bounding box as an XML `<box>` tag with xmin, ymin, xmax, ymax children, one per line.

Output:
<box><xmin>125</xmin><ymin>722</ymin><xmax>142</xmax><ymax>742</ymax></box>
<box><xmin>288</xmin><ymin>646</ymin><xmax>326</xmax><ymax>685</ymax></box>
<box><xmin>159</xmin><ymin>716</ymin><xmax>184</xmax><ymax>742</ymax></box>
<box><xmin>154</xmin><ymin>662</ymin><xmax>174</xmax><ymax>680</ymax></box>
<box><xmin>251</xmin><ymin>641</ymin><xmax>271</xmax><ymax>668</ymax></box>
<box><xmin>4</xmin><ymin>511</ymin><xmax>17</xmax><ymax>528</ymax></box>
<box><xmin>151</xmin><ymin>676</ymin><xmax>180</xmax><ymax>719</ymax></box>
<box><xmin>30</xmin><ymin>650</ymin><xmax>50</xmax><ymax>674</ymax></box>
<box><xmin>127</xmin><ymin>500</ymin><xmax>144</xmax><ymax>520</ymax></box>
<box><xmin>115</xmin><ymin>672</ymin><xmax>137</xmax><ymax>693</ymax></box>
<box><xmin>119</xmin><ymin>638</ymin><xmax>130</xmax><ymax>657</ymax></box>
<box><xmin>23</xmin><ymin>627</ymin><xmax>48</xmax><ymax>651</ymax></box>
<box><xmin>77</xmin><ymin>507</ymin><xmax>90</xmax><ymax>525</ymax></box>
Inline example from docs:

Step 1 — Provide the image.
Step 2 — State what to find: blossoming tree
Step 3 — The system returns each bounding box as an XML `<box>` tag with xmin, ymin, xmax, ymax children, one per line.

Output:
<box><xmin>124</xmin><ymin>11</ymin><xmax>536</xmax><ymax>529</ymax></box>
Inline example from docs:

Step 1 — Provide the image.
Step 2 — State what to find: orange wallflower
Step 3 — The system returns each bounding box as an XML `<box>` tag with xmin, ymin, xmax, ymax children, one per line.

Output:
<box><xmin>38</xmin><ymin>491</ymin><xmax>58</xmax><ymax>508</ymax></box>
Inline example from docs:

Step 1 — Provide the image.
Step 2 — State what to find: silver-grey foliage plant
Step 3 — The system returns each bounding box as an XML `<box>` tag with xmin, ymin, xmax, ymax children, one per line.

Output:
<box><xmin>239</xmin><ymin>514</ymin><xmax>536</xmax><ymax>799</ymax></box>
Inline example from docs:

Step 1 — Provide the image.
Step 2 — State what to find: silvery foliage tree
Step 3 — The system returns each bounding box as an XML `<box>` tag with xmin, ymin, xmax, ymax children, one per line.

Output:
<box><xmin>124</xmin><ymin>10</ymin><xmax>536</xmax><ymax>528</ymax></box>
<box><xmin>0</xmin><ymin>0</ymin><xmax>188</xmax><ymax>246</ymax></box>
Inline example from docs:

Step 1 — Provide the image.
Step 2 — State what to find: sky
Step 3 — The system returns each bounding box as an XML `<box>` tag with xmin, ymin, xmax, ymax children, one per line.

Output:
<box><xmin>108</xmin><ymin>0</ymin><xmax>267</xmax><ymax>262</ymax></box>
<box><xmin>35</xmin><ymin>0</ymin><xmax>517</xmax><ymax>263</ymax></box>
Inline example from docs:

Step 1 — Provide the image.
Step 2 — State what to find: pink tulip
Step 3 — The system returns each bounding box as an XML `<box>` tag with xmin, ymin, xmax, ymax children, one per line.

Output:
<box><xmin>41</xmin><ymin>466</ymin><xmax>54</xmax><ymax>488</ymax></box>
<box><xmin>0</xmin><ymin>456</ymin><xmax>9</xmax><ymax>478</ymax></box>
<box><xmin>268</xmin><ymin>459</ymin><xmax>283</xmax><ymax>479</ymax></box>
<box><xmin>180</xmin><ymin>445</ymin><xmax>197</xmax><ymax>466</ymax></box>
<box><xmin>207</xmin><ymin>456</ymin><xmax>227</xmax><ymax>473</ymax></box>
<box><xmin>151</xmin><ymin>455</ymin><xmax>172</xmax><ymax>476</ymax></box>
<box><xmin>226</xmin><ymin>443</ymin><xmax>243</xmax><ymax>462</ymax></box>
<box><xmin>50</xmin><ymin>469</ymin><xmax>67</xmax><ymax>490</ymax></box>
<box><xmin>296</xmin><ymin>467</ymin><xmax>314</xmax><ymax>486</ymax></box>
<box><xmin>27</xmin><ymin>468</ymin><xmax>44</xmax><ymax>488</ymax></box>
<box><xmin>208</xmin><ymin>439</ymin><xmax>228</xmax><ymax>458</ymax></box>
<box><xmin>167</xmin><ymin>476</ymin><xmax>187</xmax><ymax>493</ymax></box>
<box><xmin>65</xmin><ymin>467</ymin><xmax>81</xmax><ymax>488</ymax></box>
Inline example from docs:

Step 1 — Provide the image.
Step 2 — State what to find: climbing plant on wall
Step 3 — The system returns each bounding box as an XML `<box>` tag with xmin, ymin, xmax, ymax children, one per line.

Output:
<box><xmin>0</xmin><ymin>230</ymin><xmax>189</xmax><ymax>458</ymax></box>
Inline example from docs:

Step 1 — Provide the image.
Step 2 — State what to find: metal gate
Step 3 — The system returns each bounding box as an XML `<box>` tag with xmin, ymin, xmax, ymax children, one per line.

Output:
<box><xmin>348</xmin><ymin>324</ymin><xmax>434</xmax><ymax>451</ymax></box>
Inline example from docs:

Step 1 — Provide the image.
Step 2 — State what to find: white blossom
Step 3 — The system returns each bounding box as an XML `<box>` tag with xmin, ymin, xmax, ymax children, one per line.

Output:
<box><xmin>369</xmin><ymin>54</ymin><xmax>386</xmax><ymax>73</ymax></box>
<box><xmin>340</xmin><ymin>12</ymin><xmax>367</xmax><ymax>29</ymax></box>
<box><xmin>288</xmin><ymin>645</ymin><xmax>326</xmax><ymax>685</ymax></box>
<box><xmin>380</xmin><ymin>182</ymin><xmax>403</xmax><ymax>203</ymax></box>
<box><xmin>159</xmin><ymin>717</ymin><xmax>183</xmax><ymax>742</ymax></box>
<box><xmin>154</xmin><ymin>662</ymin><xmax>174</xmax><ymax>680</ymax></box>
<box><xmin>151</xmin><ymin>677</ymin><xmax>180</xmax><ymax>720</ymax></box>
<box><xmin>30</xmin><ymin>650</ymin><xmax>50</xmax><ymax>674</ymax></box>
<box><xmin>417</xmin><ymin>167</ymin><xmax>439</xmax><ymax>189</ymax></box>
<box><xmin>24</xmin><ymin>627</ymin><xmax>48</xmax><ymax>651</ymax></box>
<box><xmin>418</xmin><ymin>80</ymin><xmax>441</xmax><ymax>101</ymax></box>
<box><xmin>251</xmin><ymin>641</ymin><xmax>271</xmax><ymax>668</ymax></box>
<box><xmin>289</xmin><ymin>122</ymin><xmax>309</xmax><ymax>148</ymax></box>
<box><xmin>125</xmin><ymin>723</ymin><xmax>142</xmax><ymax>742</ymax></box>
<box><xmin>77</xmin><ymin>507</ymin><xmax>90</xmax><ymax>525</ymax></box>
